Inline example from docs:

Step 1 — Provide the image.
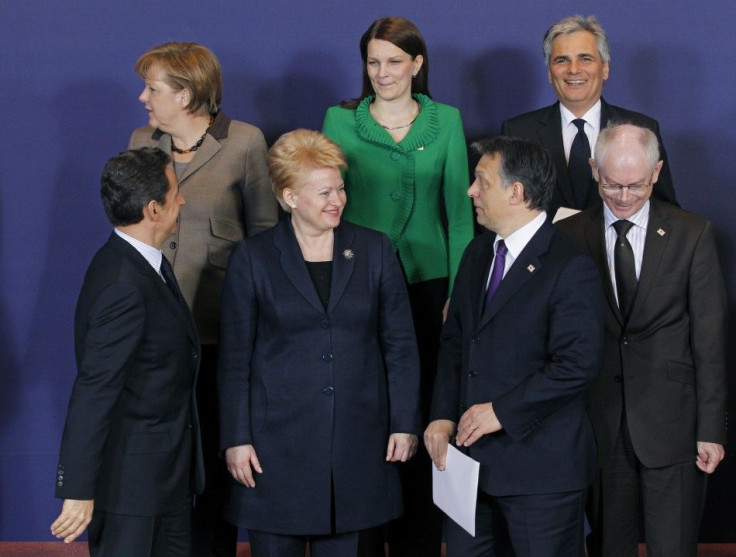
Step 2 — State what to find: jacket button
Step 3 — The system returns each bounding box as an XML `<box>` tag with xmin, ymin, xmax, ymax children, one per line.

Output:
<box><xmin>620</xmin><ymin>337</ymin><xmax>628</xmax><ymax>345</ymax></box>
<box><xmin>322</xmin><ymin>353</ymin><xmax>333</xmax><ymax>362</ymax></box>
<box><xmin>614</xmin><ymin>375</ymin><xmax>622</xmax><ymax>383</ymax></box>
<box><xmin>472</xmin><ymin>337</ymin><xmax>480</xmax><ymax>344</ymax></box>
<box><xmin>320</xmin><ymin>320</ymin><xmax>330</xmax><ymax>329</ymax></box>
<box><xmin>469</xmin><ymin>369</ymin><xmax>477</xmax><ymax>377</ymax></box>
<box><xmin>58</xmin><ymin>481</ymin><xmax>63</xmax><ymax>487</ymax></box>
<box><xmin>322</xmin><ymin>387</ymin><xmax>334</xmax><ymax>396</ymax></box>
<box><xmin>390</xmin><ymin>191</ymin><xmax>400</xmax><ymax>201</ymax></box>
<box><xmin>390</xmin><ymin>152</ymin><xmax>401</xmax><ymax>161</ymax></box>
<box><xmin>169</xmin><ymin>241</ymin><xmax>177</xmax><ymax>250</ymax></box>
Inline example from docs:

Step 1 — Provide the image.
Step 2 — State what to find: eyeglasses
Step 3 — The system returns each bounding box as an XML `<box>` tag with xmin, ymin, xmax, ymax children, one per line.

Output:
<box><xmin>599</xmin><ymin>177</ymin><xmax>653</xmax><ymax>196</ymax></box>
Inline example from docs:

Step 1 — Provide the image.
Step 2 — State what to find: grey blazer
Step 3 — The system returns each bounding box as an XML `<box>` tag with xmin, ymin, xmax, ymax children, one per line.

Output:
<box><xmin>129</xmin><ymin>111</ymin><xmax>278</xmax><ymax>343</ymax></box>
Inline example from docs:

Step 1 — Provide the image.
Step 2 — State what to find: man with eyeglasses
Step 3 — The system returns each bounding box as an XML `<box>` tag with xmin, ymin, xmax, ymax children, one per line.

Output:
<box><xmin>501</xmin><ymin>15</ymin><xmax>678</xmax><ymax>219</ymax></box>
<box><xmin>557</xmin><ymin>122</ymin><xmax>727</xmax><ymax>556</ymax></box>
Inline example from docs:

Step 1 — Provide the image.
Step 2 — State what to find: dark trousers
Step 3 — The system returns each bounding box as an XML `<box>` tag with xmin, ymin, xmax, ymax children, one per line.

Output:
<box><xmin>248</xmin><ymin>529</ymin><xmax>360</xmax><ymax>557</ymax></box>
<box><xmin>192</xmin><ymin>345</ymin><xmax>238</xmax><ymax>556</ymax></box>
<box><xmin>586</xmin><ymin>413</ymin><xmax>706</xmax><ymax>557</ymax></box>
<box><xmin>446</xmin><ymin>488</ymin><xmax>586</xmax><ymax>557</ymax></box>
<box><xmin>88</xmin><ymin>505</ymin><xmax>191</xmax><ymax>557</ymax></box>
<box><xmin>359</xmin><ymin>278</ymin><xmax>447</xmax><ymax>557</ymax></box>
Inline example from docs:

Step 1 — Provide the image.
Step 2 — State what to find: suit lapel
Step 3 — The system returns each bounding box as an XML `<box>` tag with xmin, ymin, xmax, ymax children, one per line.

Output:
<box><xmin>537</xmin><ymin>103</ymin><xmax>576</xmax><ymax>209</ymax></box>
<box><xmin>478</xmin><ymin>221</ymin><xmax>552</xmax><ymax>329</ymax></box>
<box><xmin>583</xmin><ymin>206</ymin><xmax>622</xmax><ymax>323</ymax></box>
<box><xmin>628</xmin><ymin>200</ymin><xmax>670</xmax><ymax>325</ymax></box>
<box><xmin>178</xmin><ymin>136</ymin><xmax>221</xmax><ymax>184</ymax></box>
<box><xmin>328</xmin><ymin>224</ymin><xmax>356</xmax><ymax>313</ymax></box>
<box><xmin>108</xmin><ymin>234</ymin><xmax>199</xmax><ymax>346</ymax></box>
<box><xmin>471</xmin><ymin>232</ymin><xmax>496</xmax><ymax>326</ymax></box>
<box><xmin>273</xmin><ymin>219</ymin><xmax>326</xmax><ymax>314</ymax></box>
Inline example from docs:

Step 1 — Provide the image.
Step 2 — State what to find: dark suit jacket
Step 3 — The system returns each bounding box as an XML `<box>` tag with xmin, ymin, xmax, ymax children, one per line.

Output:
<box><xmin>130</xmin><ymin>111</ymin><xmax>278</xmax><ymax>343</ymax></box>
<box><xmin>430</xmin><ymin>219</ymin><xmax>604</xmax><ymax>495</ymax></box>
<box><xmin>556</xmin><ymin>200</ymin><xmax>728</xmax><ymax>468</ymax></box>
<box><xmin>218</xmin><ymin>219</ymin><xmax>420</xmax><ymax>535</ymax></box>
<box><xmin>501</xmin><ymin>99</ymin><xmax>678</xmax><ymax>217</ymax></box>
<box><xmin>55</xmin><ymin>233</ymin><xmax>204</xmax><ymax>516</ymax></box>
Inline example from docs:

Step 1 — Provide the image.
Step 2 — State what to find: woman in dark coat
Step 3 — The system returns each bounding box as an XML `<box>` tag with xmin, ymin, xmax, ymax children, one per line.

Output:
<box><xmin>218</xmin><ymin>129</ymin><xmax>421</xmax><ymax>556</ymax></box>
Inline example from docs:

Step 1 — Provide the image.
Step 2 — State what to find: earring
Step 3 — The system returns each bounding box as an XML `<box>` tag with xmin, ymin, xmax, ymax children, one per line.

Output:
<box><xmin>412</xmin><ymin>73</ymin><xmax>417</xmax><ymax>78</ymax></box>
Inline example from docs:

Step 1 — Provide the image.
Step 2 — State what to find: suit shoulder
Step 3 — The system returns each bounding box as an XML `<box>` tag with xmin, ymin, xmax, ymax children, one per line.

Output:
<box><xmin>653</xmin><ymin>200</ymin><xmax>711</xmax><ymax>230</ymax></box>
<box><xmin>129</xmin><ymin>125</ymin><xmax>156</xmax><ymax>148</ymax></box>
<box><xmin>502</xmin><ymin>104</ymin><xmax>556</xmax><ymax>127</ymax></box>
<box><xmin>431</xmin><ymin>100</ymin><xmax>462</xmax><ymax>119</ymax></box>
<box><xmin>226</xmin><ymin>119</ymin><xmax>266</xmax><ymax>142</ymax></box>
<box><xmin>325</xmin><ymin>104</ymin><xmax>355</xmax><ymax>122</ymax></box>
<box><xmin>605</xmin><ymin>102</ymin><xmax>660</xmax><ymax>128</ymax></box>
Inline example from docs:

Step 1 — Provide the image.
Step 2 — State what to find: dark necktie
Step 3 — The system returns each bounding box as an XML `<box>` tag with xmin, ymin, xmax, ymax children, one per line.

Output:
<box><xmin>160</xmin><ymin>255</ymin><xmax>182</xmax><ymax>301</ymax></box>
<box><xmin>612</xmin><ymin>220</ymin><xmax>637</xmax><ymax>320</ymax></box>
<box><xmin>484</xmin><ymin>240</ymin><xmax>507</xmax><ymax>309</ymax></box>
<box><xmin>568</xmin><ymin>118</ymin><xmax>592</xmax><ymax>208</ymax></box>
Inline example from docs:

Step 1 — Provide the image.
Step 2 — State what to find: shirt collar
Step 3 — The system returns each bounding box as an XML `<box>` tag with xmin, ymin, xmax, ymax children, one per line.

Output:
<box><xmin>495</xmin><ymin>211</ymin><xmax>547</xmax><ymax>259</ymax></box>
<box><xmin>560</xmin><ymin>99</ymin><xmax>602</xmax><ymax>131</ymax></box>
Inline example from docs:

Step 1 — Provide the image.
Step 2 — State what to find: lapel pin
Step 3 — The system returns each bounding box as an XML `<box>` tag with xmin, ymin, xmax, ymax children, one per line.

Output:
<box><xmin>417</xmin><ymin>146</ymin><xmax>424</xmax><ymax>151</ymax></box>
<box><xmin>527</xmin><ymin>264</ymin><xmax>536</xmax><ymax>273</ymax></box>
<box><xmin>657</xmin><ymin>228</ymin><xmax>666</xmax><ymax>237</ymax></box>
<box><xmin>343</xmin><ymin>249</ymin><xmax>354</xmax><ymax>260</ymax></box>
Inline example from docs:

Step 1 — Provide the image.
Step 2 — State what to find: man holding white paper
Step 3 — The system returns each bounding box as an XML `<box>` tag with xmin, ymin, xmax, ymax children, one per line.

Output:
<box><xmin>425</xmin><ymin>136</ymin><xmax>604</xmax><ymax>556</ymax></box>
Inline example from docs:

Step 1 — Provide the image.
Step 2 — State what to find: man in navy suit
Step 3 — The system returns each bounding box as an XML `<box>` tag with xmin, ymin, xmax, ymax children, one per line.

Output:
<box><xmin>501</xmin><ymin>15</ymin><xmax>677</xmax><ymax>217</ymax></box>
<box><xmin>425</xmin><ymin>136</ymin><xmax>604</xmax><ymax>556</ymax></box>
<box><xmin>557</xmin><ymin>123</ymin><xmax>727</xmax><ymax>556</ymax></box>
<box><xmin>51</xmin><ymin>147</ymin><xmax>204</xmax><ymax>556</ymax></box>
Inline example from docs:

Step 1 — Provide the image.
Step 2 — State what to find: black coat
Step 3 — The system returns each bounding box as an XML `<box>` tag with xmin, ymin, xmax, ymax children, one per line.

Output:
<box><xmin>218</xmin><ymin>219</ymin><xmax>420</xmax><ymax>535</ymax></box>
<box><xmin>501</xmin><ymin>99</ymin><xmax>678</xmax><ymax>217</ymax></box>
<box><xmin>55</xmin><ymin>233</ymin><xmax>203</xmax><ymax>516</ymax></box>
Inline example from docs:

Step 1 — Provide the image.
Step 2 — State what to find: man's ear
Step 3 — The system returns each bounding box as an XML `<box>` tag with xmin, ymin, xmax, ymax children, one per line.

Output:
<box><xmin>589</xmin><ymin>158</ymin><xmax>599</xmax><ymax>182</ymax></box>
<box><xmin>507</xmin><ymin>181</ymin><xmax>527</xmax><ymax>207</ymax></box>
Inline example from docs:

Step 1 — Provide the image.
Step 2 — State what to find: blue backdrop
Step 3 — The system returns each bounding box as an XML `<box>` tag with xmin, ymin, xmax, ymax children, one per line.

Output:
<box><xmin>1</xmin><ymin>0</ymin><xmax>734</xmax><ymax>541</ymax></box>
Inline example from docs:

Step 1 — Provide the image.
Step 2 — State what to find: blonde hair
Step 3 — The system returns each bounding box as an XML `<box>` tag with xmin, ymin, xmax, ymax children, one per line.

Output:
<box><xmin>268</xmin><ymin>129</ymin><xmax>347</xmax><ymax>212</ymax></box>
<box><xmin>135</xmin><ymin>42</ymin><xmax>222</xmax><ymax>115</ymax></box>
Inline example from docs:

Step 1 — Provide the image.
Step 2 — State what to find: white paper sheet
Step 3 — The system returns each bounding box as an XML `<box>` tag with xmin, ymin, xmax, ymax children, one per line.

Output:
<box><xmin>552</xmin><ymin>206</ymin><xmax>581</xmax><ymax>223</ymax></box>
<box><xmin>432</xmin><ymin>444</ymin><xmax>480</xmax><ymax>536</ymax></box>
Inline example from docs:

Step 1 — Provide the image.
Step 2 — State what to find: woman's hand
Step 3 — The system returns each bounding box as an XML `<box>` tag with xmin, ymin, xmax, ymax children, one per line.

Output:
<box><xmin>225</xmin><ymin>444</ymin><xmax>263</xmax><ymax>488</ymax></box>
<box><xmin>386</xmin><ymin>433</ymin><xmax>418</xmax><ymax>462</ymax></box>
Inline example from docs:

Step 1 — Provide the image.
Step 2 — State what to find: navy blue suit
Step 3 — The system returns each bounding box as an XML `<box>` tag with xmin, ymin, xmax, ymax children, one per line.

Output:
<box><xmin>430</xmin><ymin>219</ymin><xmax>604</xmax><ymax>555</ymax></box>
<box><xmin>501</xmin><ymin>99</ymin><xmax>678</xmax><ymax>216</ymax></box>
<box><xmin>218</xmin><ymin>219</ymin><xmax>420</xmax><ymax>536</ymax></box>
<box><xmin>55</xmin><ymin>233</ymin><xmax>204</xmax><ymax>554</ymax></box>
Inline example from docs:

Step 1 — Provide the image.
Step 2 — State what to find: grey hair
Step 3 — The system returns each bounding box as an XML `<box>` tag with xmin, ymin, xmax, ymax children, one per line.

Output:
<box><xmin>543</xmin><ymin>15</ymin><xmax>610</xmax><ymax>66</ymax></box>
<box><xmin>594</xmin><ymin>122</ymin><xmax>661</xmax><ymax>172</ymax></box>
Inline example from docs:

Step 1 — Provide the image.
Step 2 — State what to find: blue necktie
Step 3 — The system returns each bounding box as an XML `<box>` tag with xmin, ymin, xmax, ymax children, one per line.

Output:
<box><xmin>568</xmin><ymin>118</ymin><xmax>592</xmax><ymax>208</ymax></box>
<box><xmin>160</xmin><ymin>255</ymin><xmax>182</xmax><ymax>301</ymax></box>
<box><xmin>484</xmin><ymin>240</ymin><xmax>507</xmax><ymax>308</ymax></box>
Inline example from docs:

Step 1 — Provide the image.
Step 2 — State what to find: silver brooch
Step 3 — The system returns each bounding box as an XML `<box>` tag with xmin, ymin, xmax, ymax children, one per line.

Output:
<box><xmin>343</xmin><ymin>249</ymin><xmax>354</xmax><ymax>260</ymax></box>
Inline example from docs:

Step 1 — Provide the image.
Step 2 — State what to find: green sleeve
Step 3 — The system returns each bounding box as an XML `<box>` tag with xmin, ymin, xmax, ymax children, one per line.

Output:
<box><xmin>442</xmin><ymin>111</ymin><xmax>474</xmax><ymax>294</ymax></box>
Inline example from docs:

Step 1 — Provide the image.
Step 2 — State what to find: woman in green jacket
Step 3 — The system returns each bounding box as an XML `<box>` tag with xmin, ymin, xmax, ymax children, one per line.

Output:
<box><xmin>322</xmin><ymin>16</ymin><xmax>474</xmax><ymax>557</ymax></box>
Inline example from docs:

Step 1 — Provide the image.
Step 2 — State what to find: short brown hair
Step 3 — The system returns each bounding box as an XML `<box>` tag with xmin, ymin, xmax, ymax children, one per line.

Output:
<box><xmin>135</xmin><ymin>42</ymin><xmax>222</xmax><ymax>115</ymax></box>
<box><xmin>268</xmin><ymin>130</ymin><xmax>347</xmax><ymax>212</ymax></box>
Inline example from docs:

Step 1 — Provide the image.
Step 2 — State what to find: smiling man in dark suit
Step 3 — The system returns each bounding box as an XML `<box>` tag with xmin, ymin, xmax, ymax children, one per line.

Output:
<box><xmin>425</xmin><ymin>136</ymin><xmax>604</xmax><ymax>556</ymax></box>
<box><xmin>50</xmin><ymin>147</ymin><xmax>204</xmax><ymax>556</ymax></box>
<box><xmin>556</xmin><ymin>122</ymin><xmax>727</xmax><ymax>556</ymax></box>
<box><xmin>501</xmin><ymin>15</ymin><xmax>677</xmax><ymax>218</ymax></box>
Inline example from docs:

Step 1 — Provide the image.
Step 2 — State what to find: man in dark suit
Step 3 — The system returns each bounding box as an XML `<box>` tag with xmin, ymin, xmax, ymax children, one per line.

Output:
<box><xmin>425</xmin><ymin>137</ymin><xmax>604</xmax><ymax>556</ymax></box>
<box><xmin>501</xmin><ymin>15</ymin><xmax>677</xmax><ymax>218</ymax></box>
<box><xmin>556</xmin><ymin>123</ymin><xmax>727</xmax><ymax>556</ymax></box>
<box><xmin>50</xmin><ymin>147</ymin><xmax>204</xmax><ymax>556</ymax></box>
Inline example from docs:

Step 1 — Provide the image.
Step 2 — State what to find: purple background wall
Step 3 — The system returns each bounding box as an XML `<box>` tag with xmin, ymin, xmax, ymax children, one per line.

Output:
<box><xmin>1</xmin><ymin>0</ymin><xmax>734</xmax><ymax>541</ymax></box>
